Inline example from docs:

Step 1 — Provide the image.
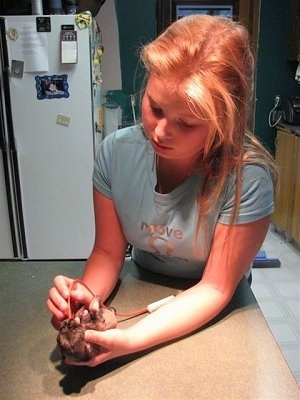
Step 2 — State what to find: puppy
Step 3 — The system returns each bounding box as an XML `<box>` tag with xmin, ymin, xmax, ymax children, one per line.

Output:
<box><xmin>57</xmin><ymin>296</ymin><xmax>117</xmax><ymax>362</ymax></box>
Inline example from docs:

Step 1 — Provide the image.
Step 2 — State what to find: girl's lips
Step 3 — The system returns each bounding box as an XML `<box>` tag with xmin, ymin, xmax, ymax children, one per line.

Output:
<box><xmin>151</xmin><ymin>140</ymin><xmax>172</xmax><ymax>151</ymax></box>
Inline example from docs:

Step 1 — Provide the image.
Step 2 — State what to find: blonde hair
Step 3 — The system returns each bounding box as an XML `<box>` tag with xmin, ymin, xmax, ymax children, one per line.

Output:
<box><xmin>141</xmin><ymin>15</ymin><xmax>277</xmax><ymax>230</ymax></box>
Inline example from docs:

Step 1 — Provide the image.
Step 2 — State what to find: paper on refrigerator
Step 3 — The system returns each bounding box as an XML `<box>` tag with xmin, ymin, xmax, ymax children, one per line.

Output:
<box><xmin>6</xmin><ymin>21</ymin><xmax>49</xmax><ymax>72</ymax></box>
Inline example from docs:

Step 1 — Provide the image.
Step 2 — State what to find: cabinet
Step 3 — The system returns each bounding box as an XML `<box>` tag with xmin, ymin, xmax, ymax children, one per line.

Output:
<box><xmin>290</xmin><ymin>134</ymin><xmax>300</xmax><ymax>241</ymax></box>
<box><xmin>272</xmin><ymin>128</ymin><xmax>300</xmax><ymax>243</ymax></box>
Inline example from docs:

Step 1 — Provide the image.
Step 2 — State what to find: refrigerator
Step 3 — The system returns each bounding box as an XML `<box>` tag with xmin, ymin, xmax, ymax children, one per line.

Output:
<box><xmin>0</xmin><ymin>14</ymin><xmax>103</xmax><ymax>259</ymax></box>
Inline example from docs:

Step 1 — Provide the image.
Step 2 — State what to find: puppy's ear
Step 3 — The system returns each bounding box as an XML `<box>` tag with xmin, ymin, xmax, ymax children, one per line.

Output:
<box><xmin>89</xmin><ymin>296</ymin><xmax>105</xmax><ymax>323</ymax></box>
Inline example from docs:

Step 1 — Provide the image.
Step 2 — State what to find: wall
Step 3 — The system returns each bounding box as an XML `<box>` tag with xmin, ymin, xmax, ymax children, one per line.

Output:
<box><xmin>99</xmin><ymin>1</ymin><xmax>300</xmax><ymax>146</ymax></box>
<box><xmin>114</xmin><ymin>0</ymin><xmax>157</xmax><ymax>123</ymax></box>
<box><xmin>96</xmin><ymin>0</ymin><xmax>122</xmax><ymax>94</ymax></box>
<box><xmin>254</xmin><ymin>0</ymin><xmax>300</xmax><ymax>153</ymax></box>
<box><xmin>114</xmin><ymin>0</ymin><xmax>157</xmax><ymax>96</ymax></box>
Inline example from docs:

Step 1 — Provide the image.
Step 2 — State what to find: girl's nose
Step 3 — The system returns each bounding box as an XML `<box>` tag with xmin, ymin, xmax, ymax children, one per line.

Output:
<box><xmin>154</xmin><ymin>118</ymin><xmax>172</xmax><ymax>138</ymax></box>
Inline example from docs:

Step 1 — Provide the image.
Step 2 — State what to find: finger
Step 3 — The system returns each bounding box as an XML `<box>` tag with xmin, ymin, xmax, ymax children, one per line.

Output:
<box><xmin>47</xmin><ymin>286</ymin><xmax>69</xmax><ymax>316</ymax></box>
<box><xmin>54</xmin><ymin>275</ymin><xmax>74</xmax><ymax>299</ymax></box>
<box><xmin>46</xmin><ymin>297</ymin><xmax>66</xmax><ymax>320</ymax></box>
<box><xmin>84</xmin><ymin>329</ymin><xmax>112</xmax><ymax>346</ymax></box>
<box><xmin>69</xmin><ymin>282</ymin><xmax>95</xmax><ymax>305</ymax></box>
<box><xmin>46</xmin><ymin>275</ymin><xmax>74</xmax><ymax>319</ymax></box>
<box><xmin>84</xmin><ymin>329</ymin><xmax>101</xmax><ymax>344</ymax></box>
<box><xmin>51</xmin><ymin>315</ymin><xmax>63</xmax><ymax>330</ymax></box>
<box><xmin>64</xmin><ymin>349</ymin><xmax>110</xmax><ymax>367</ymax></box>
<box><xmin>64</xmin><ymin>357</ymin><xmax>95</xmax><ymax>367</ymax></box>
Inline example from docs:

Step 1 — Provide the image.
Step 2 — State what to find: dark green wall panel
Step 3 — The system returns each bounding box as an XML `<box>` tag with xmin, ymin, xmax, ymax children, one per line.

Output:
<box><xmin>255</xmin><ymin>0</ymin><xmax>299</xmax><ymax>152</ymax></box>
<box><xmin>115</xmin><ymin>0</ymin><xmax>300</xmax><ymax>147</ymax></box>
<box><xmin>115</xmin><ymin>0</ymin><xmax>157</xmax><ymax>123</ymax></box>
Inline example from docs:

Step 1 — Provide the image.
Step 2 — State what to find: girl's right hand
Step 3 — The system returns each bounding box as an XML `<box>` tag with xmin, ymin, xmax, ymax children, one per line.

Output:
<box><xmin>46</xmin><ymin>275</ymin><xmax>93</xmax><ymax>330</ymax></box>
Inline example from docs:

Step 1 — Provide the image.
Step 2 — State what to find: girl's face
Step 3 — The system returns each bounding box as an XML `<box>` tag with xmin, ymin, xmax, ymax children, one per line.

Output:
<box><xmin>142</xmin><ymin>74</ymin><xmax>209</xmax><ymax>164</ymax></box>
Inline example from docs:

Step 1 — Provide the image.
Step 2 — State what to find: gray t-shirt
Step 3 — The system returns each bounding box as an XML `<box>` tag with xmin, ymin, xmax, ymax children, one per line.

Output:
<box><xmin>93</xmin><ymin>125</ymin><xmax>274</xmax><ymax>279</ymax></box>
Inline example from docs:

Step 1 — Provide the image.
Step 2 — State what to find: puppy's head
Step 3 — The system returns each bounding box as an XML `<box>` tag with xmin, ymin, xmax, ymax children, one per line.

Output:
<box><xmin>57</xmin><ymin>318</ymin><xmax>102</xmax><ymax>362</ymax></box>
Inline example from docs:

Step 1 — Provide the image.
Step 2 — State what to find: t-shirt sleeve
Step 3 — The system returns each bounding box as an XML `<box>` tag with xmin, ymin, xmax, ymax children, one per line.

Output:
<box><xmin>218</xmin><ymin>164</ymin><xmax>275</xmax><ymax>224</ymax></box>
<box><xmin>92</xmin><ymin>134</ymin><xmax>114</xmax><ymax>198</ymax></box>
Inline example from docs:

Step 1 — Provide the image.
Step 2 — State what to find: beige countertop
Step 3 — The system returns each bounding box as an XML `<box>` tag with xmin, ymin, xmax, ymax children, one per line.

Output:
<box><xmin>0</xmin><ymin>260</ymin><xmax>299</xmax><ymax>399</ymax></box>
<box><xmin>278</xmin><ymin>122</ymin><xmax>300</xmax><ymax>135</ymax></box>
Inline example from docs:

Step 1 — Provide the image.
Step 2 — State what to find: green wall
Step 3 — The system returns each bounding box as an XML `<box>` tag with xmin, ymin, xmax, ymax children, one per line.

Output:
<box><xmin>114</xmin><ymin>0</ymin><xmax>157</xmax><ymax>123</ymax></box>
<box><xmin>254</xmin><ymin>0</ymin><xmax>300</xmax><ymax>153</ymax></box>
<box><xmin>116</xmin><ymin>0</ymin><xmax>300</xmax><ymax>148</ymax></box>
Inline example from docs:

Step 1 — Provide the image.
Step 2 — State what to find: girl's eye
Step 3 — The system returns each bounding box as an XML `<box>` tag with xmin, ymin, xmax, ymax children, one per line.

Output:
<box><xmin>178</xmin><ymin>120</ymin><xmax>195</xmax><ymax>129</ymax></box>
<box><xmin>151</xmin><ymin>106</ymin><xmax>163</xmax><ymax>117</ymax></box>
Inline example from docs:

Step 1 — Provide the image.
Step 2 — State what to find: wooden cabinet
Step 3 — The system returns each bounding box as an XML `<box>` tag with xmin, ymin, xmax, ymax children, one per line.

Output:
<box><xmin>272</xmin><ymin>128</ymin><xmax>300</xmax><ymax>243</ymax></box>
<box><xmin>290</xmin><ymin>134</ymin><xmax>300</xmax><ymax>241</ymax></box>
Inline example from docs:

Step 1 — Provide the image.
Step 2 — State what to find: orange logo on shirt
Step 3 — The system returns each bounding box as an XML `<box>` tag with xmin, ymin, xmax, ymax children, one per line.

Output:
<box><xmin>141</xmin><ymin>221</ymin><xmax>183</xmax><ymax>256</ymax></box>
<box><xmin>148</xmin><ymin>235</ymin><xmax>174</xmax><ymax>255</ymax></box>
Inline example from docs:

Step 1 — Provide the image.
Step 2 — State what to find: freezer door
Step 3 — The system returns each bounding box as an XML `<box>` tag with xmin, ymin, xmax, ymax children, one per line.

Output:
<box><xmin>0</xmin><ymin>152</ymin><xmax>15</xmax><ymax>258</ymax></box>
<box><xmin>0</xmin><ymin>16</ymin><xmax>26</xmax><ymax>258</ymax></box>
<box><xmin>5</xmin><ymin>15</ymin><xmax>96</xmax><ymax>259</ymax></box>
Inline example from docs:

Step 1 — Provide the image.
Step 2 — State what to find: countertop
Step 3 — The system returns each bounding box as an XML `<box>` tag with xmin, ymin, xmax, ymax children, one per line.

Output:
<box><xmin>0</xmin><ymin>260</ymin><xmax>299</xmax><ymax>399</ymax></box>
<box><xmin>278</xmin><ymin>122</ymin><xmax>300</xmax><ymax>135</ymax></box>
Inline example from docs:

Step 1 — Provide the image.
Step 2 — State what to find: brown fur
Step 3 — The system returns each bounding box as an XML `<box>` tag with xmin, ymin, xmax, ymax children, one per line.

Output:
<box><xmin>57</xmin><ymin>296</ymin><xmax>117</xmax><ymax>361</ymax></box>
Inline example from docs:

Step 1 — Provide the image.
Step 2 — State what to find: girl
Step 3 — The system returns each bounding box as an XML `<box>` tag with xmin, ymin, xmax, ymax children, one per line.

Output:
<box><xmin>47</xmin><ymin>15</ymin><xmax>277</xmax><ymax>366</ymax></box>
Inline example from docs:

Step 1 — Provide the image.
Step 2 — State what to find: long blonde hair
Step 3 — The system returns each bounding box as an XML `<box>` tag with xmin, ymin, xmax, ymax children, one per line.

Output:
<box><xmin>141</xmin><ymin>15</ymin><xmax>277</xmax><ymax>229</ymax></box>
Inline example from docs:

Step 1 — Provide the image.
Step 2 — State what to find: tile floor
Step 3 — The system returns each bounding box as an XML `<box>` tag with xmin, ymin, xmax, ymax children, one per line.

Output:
<box><xmin>251</xmin><ymin>224</ymin><xmax>300</xmax><ymax>386</ymax></box>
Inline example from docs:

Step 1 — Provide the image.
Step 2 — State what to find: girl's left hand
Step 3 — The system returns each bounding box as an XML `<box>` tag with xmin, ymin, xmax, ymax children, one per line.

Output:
<box><xmin>64</xmin><ymin>328</ymin><xmax>132</xmax><ymax>367</ymax></box>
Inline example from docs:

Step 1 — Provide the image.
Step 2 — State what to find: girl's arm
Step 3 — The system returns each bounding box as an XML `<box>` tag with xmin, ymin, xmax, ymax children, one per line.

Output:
<box><xmin>47</xmin><ymin>187</ymin><xmax>128</xmax><ymax>327</ymax></box>
<box><xmin>71</xmin><ymin>215</ymin><xmax>271</xmax><ymax>366</ymax></box>
<box><xmin>80</xmin><ymin>187</ymin><xmax>128</xmax><ymax>300</ymax></box>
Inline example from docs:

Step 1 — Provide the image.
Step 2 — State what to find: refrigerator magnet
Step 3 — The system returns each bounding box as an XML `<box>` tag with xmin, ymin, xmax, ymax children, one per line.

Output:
<box><xmin>35</xmin><ymin>74</ymin><xmax>69</xmax><ymax>100</ymax></box>
<box><xmin>7</xmin><ymin>27</ymin><xmax>19</xmax><ymax>40</ymax></box>
<box><xmin>11</xmin><ymin>60</ymin><xmax>24</xmax><ymax>78</ymax></box>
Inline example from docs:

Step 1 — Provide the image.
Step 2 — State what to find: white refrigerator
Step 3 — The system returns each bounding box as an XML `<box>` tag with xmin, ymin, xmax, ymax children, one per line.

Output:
<box><xmin>0</xmin><ymin>14</ymin><xmax>103</xmax><ymax>259</ymax></box>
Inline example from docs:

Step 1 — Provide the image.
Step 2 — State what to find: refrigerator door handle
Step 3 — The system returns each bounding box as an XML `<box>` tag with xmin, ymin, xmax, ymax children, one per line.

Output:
<box><xmin>0</xmin><ymin>17</ymin><xmax>27</xmax><ymax>259</ymax></box>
